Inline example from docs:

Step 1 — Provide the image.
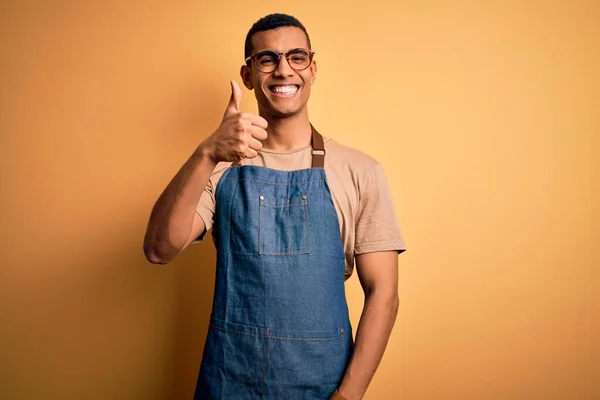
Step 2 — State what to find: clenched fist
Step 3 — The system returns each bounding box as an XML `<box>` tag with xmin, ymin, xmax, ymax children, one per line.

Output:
<box><xmin>201</xmin><ymin>80</ymin><xmax>268</xmax><ymax>164</ymax></box>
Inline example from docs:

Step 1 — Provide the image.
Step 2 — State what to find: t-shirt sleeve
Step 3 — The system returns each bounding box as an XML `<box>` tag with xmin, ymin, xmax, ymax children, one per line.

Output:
<box><xmin>193</xmin><ymin>178</ymin><xmax>215</xmax><ymax>242</ymax></box>
<box><xmin>193</xmin><ymin>163</ymin><xmax>228</xmax><ymax>243</ymax></box>
<box><xmin>354</xmin><ymin>163</ymin><xmax>407</xmax><ymax>255</ymax></box>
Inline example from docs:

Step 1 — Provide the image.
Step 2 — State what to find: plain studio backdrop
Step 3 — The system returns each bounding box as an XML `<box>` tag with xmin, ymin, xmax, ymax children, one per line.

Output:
<box><xmin>0</xmin><ymin>1</ymin><xmax>597</xmax><ymax>399</ymax></box>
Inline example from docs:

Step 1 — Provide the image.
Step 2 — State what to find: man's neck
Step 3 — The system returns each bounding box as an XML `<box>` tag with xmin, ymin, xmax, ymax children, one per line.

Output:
<box><xmin>260</xmin><ymin>111</ymin><xmax>312</xmax><ymax>151</ymax></box>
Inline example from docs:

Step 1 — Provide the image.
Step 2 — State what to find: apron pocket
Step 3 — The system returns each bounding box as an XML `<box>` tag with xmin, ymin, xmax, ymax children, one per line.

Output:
<box><xmin>259</xmin><ymin>194</ymin><xmax>310</xmax><ymax>255</ymax></box>
<box><xmin>265</xmin><ymin>329</ymin><xmax>346</xmax><ymax>394</ymax></box>
<box><xmin>198</xmin><ymin>318</ymin><xmax>267</xmax><ymax>399</ymax></box>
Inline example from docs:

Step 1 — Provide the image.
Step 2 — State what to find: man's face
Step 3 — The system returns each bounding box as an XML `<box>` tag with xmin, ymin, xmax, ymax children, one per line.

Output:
<box><xmin>241</xmin><ymin>26</ymin><xmax>316</xmax><ymax>118</ymax></box>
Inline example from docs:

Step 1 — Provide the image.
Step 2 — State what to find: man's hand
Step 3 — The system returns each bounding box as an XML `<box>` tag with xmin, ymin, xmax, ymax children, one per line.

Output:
<box><xmin>199</xmin><ymin>80</ymin><xmax>268</xmax><ymax>163</ymax></box>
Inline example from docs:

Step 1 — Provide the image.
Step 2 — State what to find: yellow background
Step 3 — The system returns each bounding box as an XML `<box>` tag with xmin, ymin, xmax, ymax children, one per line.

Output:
<box><xmin>1</xmin><ymin>1</ymin><xmax>597</xmax><ymax>399</ymax></box>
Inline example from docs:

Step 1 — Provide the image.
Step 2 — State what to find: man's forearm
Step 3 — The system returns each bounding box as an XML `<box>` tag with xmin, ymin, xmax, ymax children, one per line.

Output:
<box><xmin>336</xmin><ymin>292</ymin><xmax>399</xmax><ymax>399</ymax></box>
<box><xmin>143</xmin><ymin>145</ymin><xmax>216</xmax><ymax>263</ymax></box>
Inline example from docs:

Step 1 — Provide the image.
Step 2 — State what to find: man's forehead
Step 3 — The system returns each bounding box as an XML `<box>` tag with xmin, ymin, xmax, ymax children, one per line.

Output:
<box><xmin>251</xmin><ymin>26</ymin><xmax>309</xmax><ymax>52</ymax></box>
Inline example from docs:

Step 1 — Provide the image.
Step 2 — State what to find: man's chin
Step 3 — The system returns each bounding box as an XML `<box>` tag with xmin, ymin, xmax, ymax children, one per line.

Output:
<box><xmin>274</xmin><ymin>109</ymin><xmax>300</xmax><ymax>118</ymax></box>
<box><xmin>263</xmin><ymin>106</ymin><xmax>303</xmax><ymax>119</ymax></box>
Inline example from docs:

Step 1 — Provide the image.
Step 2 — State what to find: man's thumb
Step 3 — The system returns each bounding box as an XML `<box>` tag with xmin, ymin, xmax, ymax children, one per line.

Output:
<box><xmin>225</xmin><ymin>80</ymin><xmax>242</xmax><ymax>116</ymax></box>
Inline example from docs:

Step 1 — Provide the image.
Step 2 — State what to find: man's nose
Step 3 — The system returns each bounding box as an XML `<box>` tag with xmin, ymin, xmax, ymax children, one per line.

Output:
<box><xmin>273</xmin><ymin>55</ymin><xmax>294</xmax><ymax>77</ymax></box>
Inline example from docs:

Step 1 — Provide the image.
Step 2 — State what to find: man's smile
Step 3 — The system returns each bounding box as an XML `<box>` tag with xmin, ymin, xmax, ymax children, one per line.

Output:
<box><xmin>268</xmin><ymin>84</ymin><xmax>300</xmax><ymax>97</ymax></box>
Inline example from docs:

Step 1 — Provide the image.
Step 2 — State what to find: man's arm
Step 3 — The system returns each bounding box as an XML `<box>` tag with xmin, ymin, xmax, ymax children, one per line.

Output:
<box><xmin>335</xmin><ymin>251</ymin><xmax>400</xmax><ymax>400</ymax></box>
<box><xmin>143</xmin><ymin>148</ymin><xmax>215</xmax><ymax>264</ymax></box>
<box><xmin>143</xmin><ymin>80</ymin><xmax>268</xmax><ymax>264</ymax></box>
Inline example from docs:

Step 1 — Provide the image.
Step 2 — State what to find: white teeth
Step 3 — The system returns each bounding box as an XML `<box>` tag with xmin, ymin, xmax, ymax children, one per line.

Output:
<box><xmin>273</xmin><ymin>85</ymin><xmax>298</xmax><ymax>94</ymax></box>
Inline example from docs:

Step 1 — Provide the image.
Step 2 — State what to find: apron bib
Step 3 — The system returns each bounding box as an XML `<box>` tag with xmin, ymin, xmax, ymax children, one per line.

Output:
<box><xmin>194</xmin><ymin>127</ymin><xmax>354</xmax><ymax>399</ymax></box>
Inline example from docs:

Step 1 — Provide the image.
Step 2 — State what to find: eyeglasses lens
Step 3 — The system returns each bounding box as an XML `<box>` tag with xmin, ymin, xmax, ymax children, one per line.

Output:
<box><xmin>255</xmin><ymin>49</ymin><xmax>311</xmax><ymax>73</ymax></box>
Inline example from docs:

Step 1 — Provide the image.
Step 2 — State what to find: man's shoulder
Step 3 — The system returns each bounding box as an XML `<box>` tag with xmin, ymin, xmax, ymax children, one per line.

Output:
<box><xmin>211</xmin><ymin>161</ymin><xmax>234</xmax><ymax>175</ymax></box>
<box><xmin>206</xmin><ymin>161</ymin><xmax>234</xmax><ymax>189</ymax></box>
<box><xmin>324</xmin><ymin>137</ymin><xmax>380</xmax><ymax>172</ymax></box>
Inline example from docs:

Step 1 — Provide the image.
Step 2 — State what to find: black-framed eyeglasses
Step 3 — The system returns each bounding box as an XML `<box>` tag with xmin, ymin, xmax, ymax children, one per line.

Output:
<box><xmin>245</xmin><ymin>48</ymin><xmax>315</xmax><ymax>73</ymax></box>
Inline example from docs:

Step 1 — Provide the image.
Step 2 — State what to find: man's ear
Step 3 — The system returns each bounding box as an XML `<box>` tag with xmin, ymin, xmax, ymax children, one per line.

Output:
<box><xmin>310</xmin><ymin>59</ymin><xmax>317</xmax><ymax>85</ymax></box>
<box><xmin>240</xmin><ymin>65</ymin><xmax>254</xmax><ymax>90</ymax></box>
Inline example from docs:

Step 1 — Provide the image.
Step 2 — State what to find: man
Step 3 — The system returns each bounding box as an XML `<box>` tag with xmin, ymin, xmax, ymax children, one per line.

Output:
<box><xmin>143</xmin><ymin>13</ymin><xmax>406</xmax><ymax>400</ymax></box>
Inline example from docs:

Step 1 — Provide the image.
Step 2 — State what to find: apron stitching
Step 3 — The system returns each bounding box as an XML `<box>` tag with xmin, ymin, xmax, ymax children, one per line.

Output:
<box><xmin>267</xmin><ymin>335</ymin><xmax>341</xmax><ymax>341</ymax></box>
<box><xmin>259</xmin><ymin>250</ymin><xmax>310</xmax><ymax>255</ymax></box>
<box><xmin>262</xmin><ymin>327</ymin><xmax>270</xmax><ymax>397</ymax></box>
<box><xmin>261</xmin><ymin>201</ymin><xmax>306</xmax><ymax>207</ymax></box>
<box><xmin>286</xmin><ymin>198</ymin><xmax>291</xmax><ymax>253</ymax></box>
<box><xmin>213</xmin><ymin>166</ymin><xmax>233</xmax><ymax>200</ymax></box>
<box><xmin>209</xmin><ymin>323</ymin><xmax>262</xmax><ymax>337</ymax></box>
<box><xmin>227</xmin><ymin>178</ymin><xmax>241</xmax><ymax>265</ymax></box>
<box><xmin>304</xmin><ymin>196</ymin><xmax>310</xmax><ymax>252</ymax></box>
<box><xmin>222</xmin><ymin>177</ymin><xmax>325</xmax><ymax>186</ymax></box>
<box><xmin>258</xmin><ymin>195</ymin><xmax>263</xmax><ymax>254</ymax></box>
<box><xmin>209</xmin><ymin>323</ymin><xmax>342</xmax><ymax>340</ymax></box>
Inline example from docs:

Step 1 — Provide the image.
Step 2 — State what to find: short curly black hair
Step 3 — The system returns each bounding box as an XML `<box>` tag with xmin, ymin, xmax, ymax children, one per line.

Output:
<box><xmin>244</xmin><ymin>13</ymin><xmax>311</xmax><ymax>61</ymax></box>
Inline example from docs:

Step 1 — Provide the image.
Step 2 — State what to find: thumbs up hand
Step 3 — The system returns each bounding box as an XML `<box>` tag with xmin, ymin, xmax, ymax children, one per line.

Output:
<box><xmin>202</xmin><ymin>80</ymin><xmax>268</xmax><ymax>164</ymax></box>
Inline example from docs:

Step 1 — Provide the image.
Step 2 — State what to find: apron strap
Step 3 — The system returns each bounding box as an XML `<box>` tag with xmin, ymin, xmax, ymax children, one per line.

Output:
<box><xmin>311</xmin><ymin>124</ymin><xmax>325</xmax><ymax>168</ymax></box>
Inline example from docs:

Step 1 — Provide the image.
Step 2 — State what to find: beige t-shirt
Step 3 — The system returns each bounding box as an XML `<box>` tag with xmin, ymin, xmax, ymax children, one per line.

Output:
<box><xmin>195</xmin><ymin>136</ymin><xmax>406</xmax><ymax>280</ymax></box>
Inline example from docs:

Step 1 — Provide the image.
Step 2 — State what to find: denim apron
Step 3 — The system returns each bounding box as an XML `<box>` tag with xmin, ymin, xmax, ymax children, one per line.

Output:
<box><xmin>194</xmin><ymin>127</ymin><xmax>354</xmax><ymax>399</ymax></box>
